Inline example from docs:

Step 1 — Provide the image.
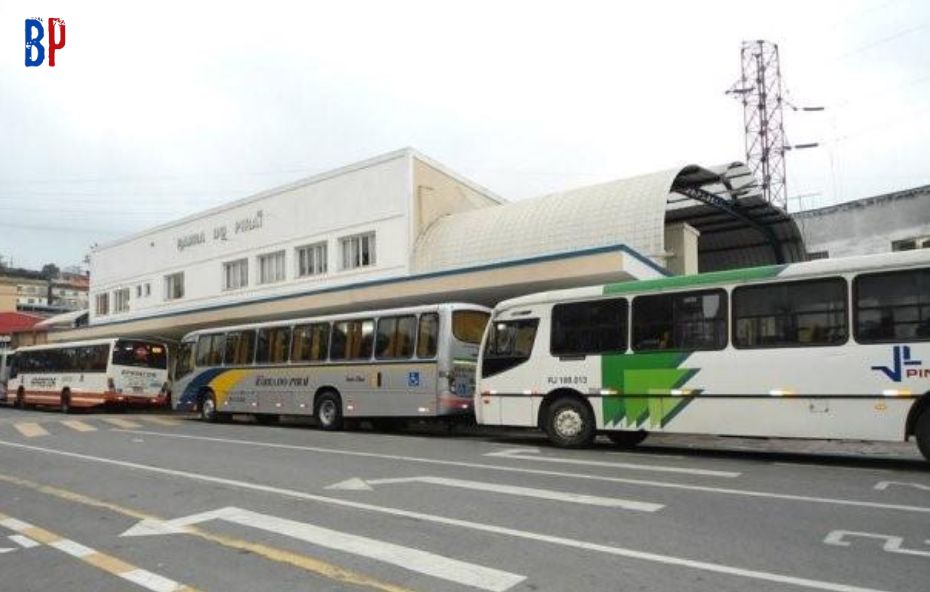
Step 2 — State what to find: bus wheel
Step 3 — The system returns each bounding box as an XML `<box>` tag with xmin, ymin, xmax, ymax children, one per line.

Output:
<box><xmin>606</xmin><ymin>430</ymin><xmax>648</xmax><ymax>448</ymax></box>
<box><xmin>200</xmin><ymin>392</ymin><xmax>219</xmax><ymax>423</ymax></box>
<box><xmin>315</xmin><ymin>391</ymin><xmax>343</xmax><ymax>431</ymax></box>
<box><xmin>60</xmin><ymin>391</ymin><xmax>72</xmax><ymax>414</ymax></box>
<box><xmin>546</xmin><ymin>397</ymin><xmax>595</xmax><ymax>448</ymax></box>
<box><xmin>916</xmin><ymin>410</ymin><xmax>930</xmax><ymax>462</ymax></box>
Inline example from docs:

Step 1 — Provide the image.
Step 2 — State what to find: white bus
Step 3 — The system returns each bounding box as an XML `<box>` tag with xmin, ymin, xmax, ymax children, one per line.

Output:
<box><xmin>476</xmin><ymin>249</ymin><xmax>930</xmax><ymax>460</ymax></box>
<box><xmin>6</xmin><ymin>339</ymin><xmax>170</xmax><ymax>412</ymax></box>
<box><xmin>173</xmin><ymin>303</ymin><xmax>491</xmax><ymax>428</ymax></box>
<box><xmin>0</xmin><ymin>349</ymin><xmax>13</xmax><ymax>404</ymax></box>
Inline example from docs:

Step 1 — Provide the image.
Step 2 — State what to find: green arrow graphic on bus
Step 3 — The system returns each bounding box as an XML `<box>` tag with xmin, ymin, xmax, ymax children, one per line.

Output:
<box><xmin>600</xmin><ymin>353</ymin><xmax>699</xmax><ymax>428</ymax></box>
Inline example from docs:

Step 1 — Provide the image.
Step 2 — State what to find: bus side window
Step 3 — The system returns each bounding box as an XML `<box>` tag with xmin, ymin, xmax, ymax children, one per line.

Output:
<box><xmin>8</xmin><ymin>354</ymin><xmax>17</xmax><ymax>379</ymax></box>
<box><xmin>855</xmin><ymin>268</ymin><xmax>930</xmax><ymax>342</ymax></box>
<box><xmin>416</xmin><ymin>313</ymin><xmax>439</xmax><ymax>358</ymax></box>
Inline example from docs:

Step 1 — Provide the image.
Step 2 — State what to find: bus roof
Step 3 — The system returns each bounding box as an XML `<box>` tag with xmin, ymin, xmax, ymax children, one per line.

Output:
<box><xmin>180</xmin><ymin>302</ymin><xmax>491</xmax><ymax>341</ymax></box>
<box><xmin>12</xmin><ymin>337</ymin><xmax>165</xmax><ymax>353</ymax></box>
<box><xmin>496</xmin><ymin>248</ymin><xmax>930</xmax><ymax>310</ymax></box>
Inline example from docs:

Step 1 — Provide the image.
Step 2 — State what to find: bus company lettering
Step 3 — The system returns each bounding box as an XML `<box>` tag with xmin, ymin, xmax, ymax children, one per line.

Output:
<box><xmin>871</xmin><ymin>346</ymin><xmax>928</xmax><ymax>382</ymax></box>
<box><xmin>254</xmin><ymin>375</ymin><xmax>310</xmax><ymax>388</ymax></box>
<box><xmin>28</xmin><ymin>376</ymin><xmax>57</xmax><ymax>389</ymax></box>
<box><xmin>121</xmin><ymin>369</ymin><xmax>157</xmax><ymax>379</ymax></box>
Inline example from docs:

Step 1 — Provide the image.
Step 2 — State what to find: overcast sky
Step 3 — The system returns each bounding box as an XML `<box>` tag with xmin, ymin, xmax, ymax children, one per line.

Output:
<box><xmin>1</xmin><ymin>0</ymin><xmax>928</xmax><ymax>270</ymax></box>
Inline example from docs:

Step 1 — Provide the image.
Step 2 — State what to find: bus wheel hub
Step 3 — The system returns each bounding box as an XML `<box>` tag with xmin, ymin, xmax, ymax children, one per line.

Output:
<box><xmin>555</xmin><ymin>409</ymin><xmax>583</xmax><ymax>437</ymax></box>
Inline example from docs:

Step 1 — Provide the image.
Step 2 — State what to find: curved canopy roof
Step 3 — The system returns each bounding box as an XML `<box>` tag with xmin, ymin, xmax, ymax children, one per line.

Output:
<box><xmin>413</xmin><ymin>162</ymin><xmax>806</xmax><ymax>274</ymax></box>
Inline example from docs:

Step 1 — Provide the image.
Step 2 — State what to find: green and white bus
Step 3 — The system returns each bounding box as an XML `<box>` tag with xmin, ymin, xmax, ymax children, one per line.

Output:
<box><xmin>173</xmin><ymin>303</ymin><xmax>490</xmax><ymax>428</ymax></box>
<box><xmin>476</xmin><ymin>249</ymin><xmax>930</xmax><ymax>460</ymax></box>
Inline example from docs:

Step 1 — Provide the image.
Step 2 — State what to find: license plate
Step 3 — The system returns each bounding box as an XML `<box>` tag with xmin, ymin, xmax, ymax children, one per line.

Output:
<box><xmin>132</xmin><ymin>386</ymin><xmax>144</xmax><ymax>393</ymax></box>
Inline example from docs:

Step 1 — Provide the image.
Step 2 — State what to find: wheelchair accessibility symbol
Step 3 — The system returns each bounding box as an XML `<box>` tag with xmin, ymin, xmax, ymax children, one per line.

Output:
<box><xmin>408</xmin><ymin>372</ymin><xmax>420</xmax><ymax>387</ymax></box>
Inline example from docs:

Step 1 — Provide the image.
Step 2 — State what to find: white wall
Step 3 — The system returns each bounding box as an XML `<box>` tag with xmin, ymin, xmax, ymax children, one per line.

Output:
<box><xmin>90</xmin><ymin>152</ymin><xmax>413</xmax><ymax>324</ymax></box>
<box><xmin>795</xmin><ymin>190</ymin><xmax>930</xmax><ymax>259</ymax></box>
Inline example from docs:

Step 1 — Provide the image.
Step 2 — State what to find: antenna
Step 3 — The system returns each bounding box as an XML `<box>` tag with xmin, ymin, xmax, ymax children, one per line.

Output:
<box><xmin>727</xmin><ymin>40</ymin><xmax>824</xmax><ymax>212</ymax></box>
<box><xmin>727</xmin><ymin>40</ymin><xmax>788</xmax><ymax>209</ymax></box>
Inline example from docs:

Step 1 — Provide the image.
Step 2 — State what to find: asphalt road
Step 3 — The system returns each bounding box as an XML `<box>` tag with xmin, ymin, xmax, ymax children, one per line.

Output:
<box><xmin>0</xmin><ymin>405</ymin><xmax>927</xmax><ymax>592</ymax></box>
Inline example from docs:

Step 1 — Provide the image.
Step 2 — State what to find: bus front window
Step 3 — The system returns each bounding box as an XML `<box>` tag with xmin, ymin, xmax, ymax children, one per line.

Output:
<box><xmin>452</xmin><ymin>310</ymin><xmax>491</xmax><ymax>344</ymax></box>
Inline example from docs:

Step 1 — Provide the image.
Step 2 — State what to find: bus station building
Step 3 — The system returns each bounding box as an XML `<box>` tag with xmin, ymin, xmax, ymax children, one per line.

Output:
<box><xmin>55</xmin><ymin>148</ymin><xmax>806</xmax><ymax>342</ymax></box>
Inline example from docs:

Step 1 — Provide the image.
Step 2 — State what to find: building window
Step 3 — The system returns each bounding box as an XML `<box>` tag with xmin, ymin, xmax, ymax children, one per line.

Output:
<box><xmin>144</xmin><ymin>283</ymin><xmax>151</xmax><ymax>297</ymax></box>
<box><xmin>136</xmin><ymin>285</ymin><xmax>142</xmax><ymax>298</ymax></box>
<box><xmin>892</xmin><ymin>236</ymin><xmax>930</xmax><ymax>251</ymax></box>
<box><xmin>95</xmin><ymin>293</ymin><xmax>109</xmax><ymax>316</ymax></box>
<box><xmin>223</xmin><ymin>258</ymin><xmax>249</xmax><ymax>291</ymax></box>
<box><xmin>258</xmin><ymin>251</ymin><xmax>286</xmax><ymax>284</ymax></box>
<box><xmin>296</xmin><ymin>242</ymin><xmax>327</xmax><ymax>277</ymax></box>
<box><xmin>340</xmin><ymin>232</ymin><xmax>376</xmax><ymax>270</ymax></box>
<box><xmin>164</xmin><ymin>272</ymin><xmax>185</xmax><ymax>300</ymax></box>
<box><xmin>114</xmin><ymin>288</ymin><xmax>130</xmax><ymax>313</ymax></box>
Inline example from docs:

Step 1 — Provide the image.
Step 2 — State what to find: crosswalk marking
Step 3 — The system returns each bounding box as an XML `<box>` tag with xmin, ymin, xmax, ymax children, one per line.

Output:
<box><xmin>101</xmin><ymin>418</ymin><xmax>143</xmax><ymax>429</ymax></box>
<box><xmin>14</xmin><ymin>423</ymin><xmax>49</xmax><ymax>438</ymax></box>
<box><xmin>61</xmin><ymin>420</ymin><xmax>97</xmax><ymax>433</ymax></box>
<box><xmin>9</xmin><ymin>534</ymin><xmax>40</xmax><ymax>548</ymax></box>
<box><xmin>142</xmin><ymin>417</ymin><xmax>181</xmax><ymax>427</ymax></box>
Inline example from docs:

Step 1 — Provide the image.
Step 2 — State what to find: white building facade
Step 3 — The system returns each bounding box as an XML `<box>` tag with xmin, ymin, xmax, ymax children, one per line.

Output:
<box><xmin>74</xmin><ymin>149</ymin><xmax>803</xmax><ymax>342</ymax></box>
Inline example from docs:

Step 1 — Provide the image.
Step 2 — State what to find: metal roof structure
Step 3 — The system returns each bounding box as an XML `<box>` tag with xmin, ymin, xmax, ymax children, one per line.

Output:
<box><xmin>413</xmin><ymin>162</ymin><xmax>805</xmax><ymax>274</ymax></box>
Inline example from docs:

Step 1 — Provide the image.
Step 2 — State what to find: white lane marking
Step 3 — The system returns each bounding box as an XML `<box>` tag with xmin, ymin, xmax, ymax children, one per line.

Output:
<box><xmin>122</xmin><ymin>506</ymin><xmax>525</xmax><ymax>592</ymax></box>
<box><xmin>0</xmin><ymin>513</ymin><xmax>192</xmax><ymax>591</ymax></box>
<box><xmin>328</xmin><ymin>476</ymin><xmax>663</xmax><ymax>512</ymax></box>
<box><xmin>485</xmin><ymin>448</ymin><xmax>740</xmax><ymax>478</ymax></box>
<box><xmin>824</xmin><ymin>531</ymin><xmax>930</xmax><ymax>558</ymax></box>
<box><xmin>114</xmin><ymin>430</ymin><xmax>930</xmax><ymax>514</ymax></box>
<box><xmin>0</xmin><ymin>517</ymin><xmax>32</xmax><ymax>531</ymax></box>
<box><xmin>0</xmin><ymin>439</ymin><xmax>897</xmax><ymax>592</ymax></box>
<box><xmin>121</xmin><ymin>569</ymin><xmax>192</xmax><ymax>592</ymax></box>
<box><xmin>50</xmin><ymin>538</ymin><xmax>95</xmax><ymax>558</ymax></box>
<box><xmin>606</xmin><ymin>450</ymin><xmax>685</xmax><ymax>460</ymax></box>
<box><xmin>874</xmin><ymin>481</ymin><xmax>930</xmax><ymax>492</ymax></box>
<box><xmin>9</xmin><ymin>534</ymin><xmax>40</xmax><ymax>548</ymax></box>
<box><xmin>773</xmin><ymin>462</ymin><xmax>894</xmax><ymax>475</ymax></box>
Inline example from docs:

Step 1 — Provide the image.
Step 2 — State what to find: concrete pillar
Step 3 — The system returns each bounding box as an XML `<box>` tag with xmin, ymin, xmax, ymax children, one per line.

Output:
<box><xmin>664</xmin><ymin>223</ymin><xmax>701</xmax><ymax>275</ymax></box>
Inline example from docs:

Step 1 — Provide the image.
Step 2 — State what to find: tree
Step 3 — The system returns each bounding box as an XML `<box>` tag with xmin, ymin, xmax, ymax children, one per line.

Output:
<box><xmin>41</xmin><ymin>263</ymin><xmax>60</xmax><ymax>279</ymax></box>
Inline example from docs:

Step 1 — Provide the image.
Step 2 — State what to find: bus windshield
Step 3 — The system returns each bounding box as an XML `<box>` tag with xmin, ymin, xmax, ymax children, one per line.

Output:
<box><xmin>452</xmin><ymin>310</ymin><xmax>490</xmax><ymax>344</ymax></box>
<box><xmin>112</xmin><ymin>340</ymin><xmax>168</xmax><ymax>369</ymax></box>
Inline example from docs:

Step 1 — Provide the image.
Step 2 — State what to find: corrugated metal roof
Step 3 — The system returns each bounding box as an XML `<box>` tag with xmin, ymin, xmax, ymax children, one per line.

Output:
<box><xmin>413</xmin><ymin>163</ymin><xmax>806</xmax><ymax>274</ymax></box>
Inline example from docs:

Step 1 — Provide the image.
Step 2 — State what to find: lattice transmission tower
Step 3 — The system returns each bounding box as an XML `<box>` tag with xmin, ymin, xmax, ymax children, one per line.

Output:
<box><xmin>727</xmin><ymin>40</ymin><xmax>788</xmax><ymax>210</ymax></box>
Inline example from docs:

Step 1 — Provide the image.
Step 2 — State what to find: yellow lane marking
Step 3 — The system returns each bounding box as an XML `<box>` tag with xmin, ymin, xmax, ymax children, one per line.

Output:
<box><xmin>0</xmin><ymin>511</ymin><xmax>198</xmax><ymax>591</ymax></box>
<box><xmin>14</xmin><ymin>423</ymin><xmax>49</xmax><ymax>438</ymax></box>
<box><xmin>0</xmin><ymin>473</ymin><xmax>415</xmax><ymax>592</ymax></box>
<box><xmin>140</xmin><ymin>417</ymin><xmax>181</xmax><ymax>427</ymax></box>
<box><xmin>101</xmin><ymin>418</ymin><xmax>142</xmax><ymax>429</ymax></box>
<box><xmin>61</xmin><ymin>420</ymin><xmax>97</xmax><ymax>433</ymax></box>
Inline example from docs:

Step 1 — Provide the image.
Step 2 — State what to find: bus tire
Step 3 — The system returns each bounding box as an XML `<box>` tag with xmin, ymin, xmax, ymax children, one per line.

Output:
<box><xmin>315</xmin><ymin>391</ymin><xmax>343</xmax><ymax>431</ymax></box>
<box><xmin>200</xmin><ymin>391</ymin><xmax>219</xmax><ymax>423</ymax></box>
<box><xmin>916</xmin><ymin>409</ymin><xmax>930</xmax><ymax>462</ymax></box>
<box><xmin>546</xmin><ymin>397</ymin><xmax>596</xmax><ymax>448</ymax></box>
<box><xmin>606</xmin><ymin>430</ymin><xmax>648</xmax><ymax>448</ymax></box>
<box><xmin>60</xmin><ymin>390</ymin><xmax>72</xmax><ymax>414</ymax></box>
